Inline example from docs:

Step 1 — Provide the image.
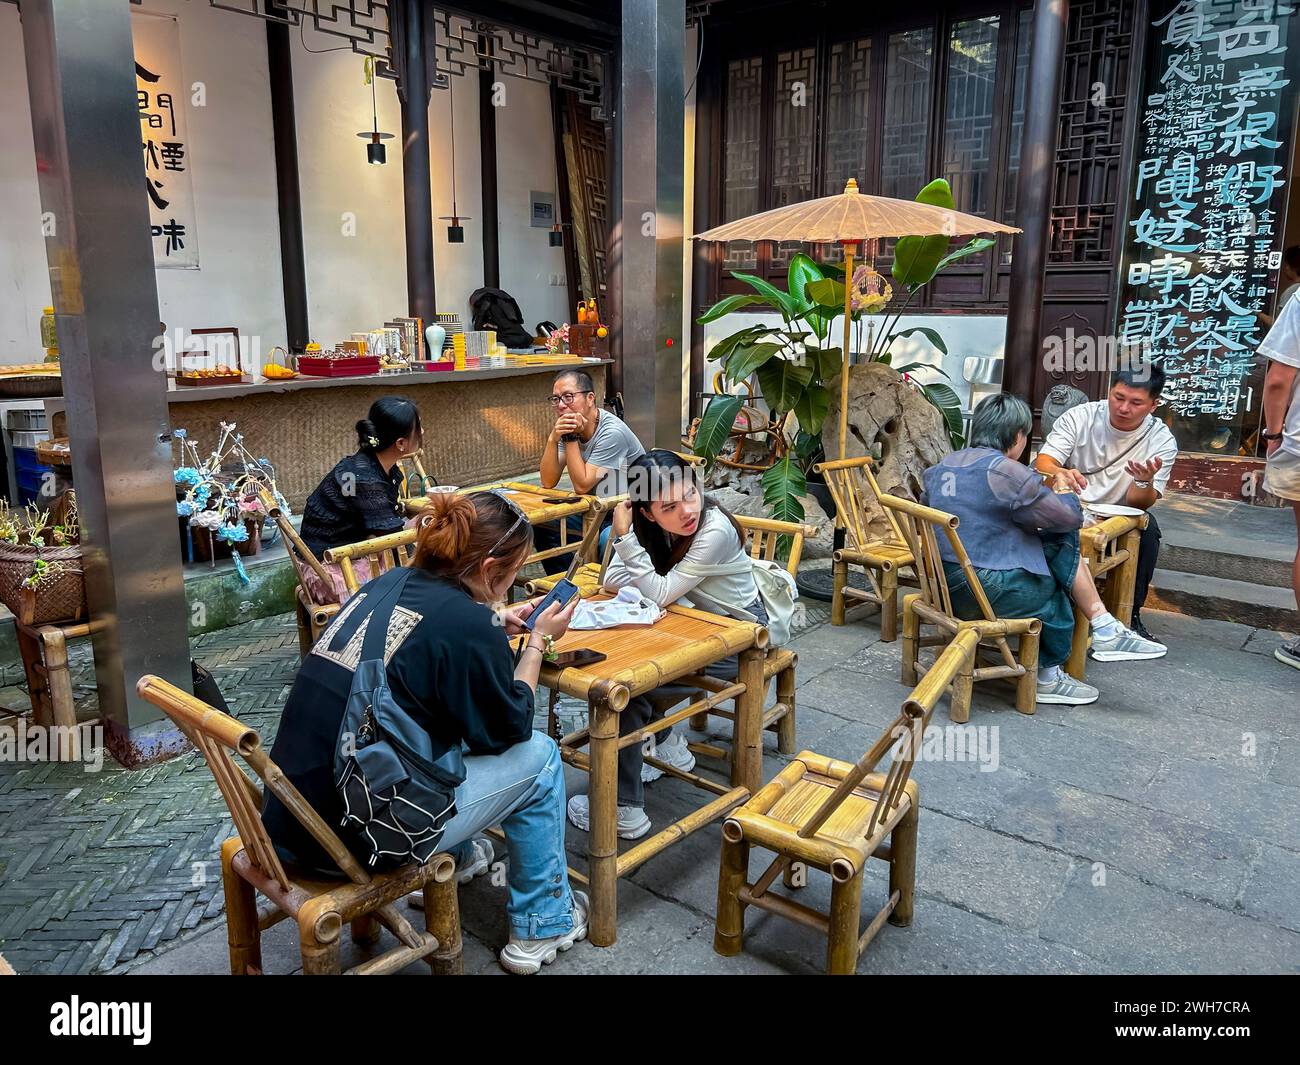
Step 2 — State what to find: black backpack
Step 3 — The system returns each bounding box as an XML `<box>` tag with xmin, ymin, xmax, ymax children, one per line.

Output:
<box><xmin>468</xmin><ymin>286</ymin><xmax>534</xmax><ymax>348</ymax></box>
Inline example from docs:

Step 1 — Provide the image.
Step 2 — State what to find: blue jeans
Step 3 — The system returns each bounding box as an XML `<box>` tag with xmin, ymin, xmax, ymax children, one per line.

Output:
<box><xmin>438</xmin><ymin>731</ymin><xmax>576</xmax><ymax>940</ymax></box>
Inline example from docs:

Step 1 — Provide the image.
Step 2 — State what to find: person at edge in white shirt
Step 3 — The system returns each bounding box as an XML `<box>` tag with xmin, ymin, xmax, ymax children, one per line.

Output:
<box><xmin>564</xmin><ymin>449</ymin><xmax>766</xmax><ymax>843</ymax></box>
<box><xmin>1257</xmin><ymin>294</ymin><xmax>1300</xmax><ymax>671</ymax></box>
<box><xmin>1034</xmin><ymin>361</ymin><xmax>1178</xmax><ymax>652</ymax></box>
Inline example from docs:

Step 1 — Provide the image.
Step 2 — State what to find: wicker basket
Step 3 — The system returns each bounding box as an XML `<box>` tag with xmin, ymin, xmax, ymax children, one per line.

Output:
<box><xmin>0</xmin><ymin>542</ymin><xmax>86</xmax><ymax>626</ymax></box>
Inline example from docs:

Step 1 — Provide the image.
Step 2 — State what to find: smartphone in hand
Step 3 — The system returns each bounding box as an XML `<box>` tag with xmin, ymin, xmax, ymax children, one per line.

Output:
<box><xmin>525</xmin><ymin>578</ymin><xmax>580</xmax><ymax>630</ymax></box>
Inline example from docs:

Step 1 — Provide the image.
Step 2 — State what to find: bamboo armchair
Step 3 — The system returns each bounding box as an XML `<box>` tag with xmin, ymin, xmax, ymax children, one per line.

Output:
<box><xmin>135</xmin><ymin>675</ymin><xmax>462</xmax><ymax>976</ymax></box>
<box><xmin>324</xmin><ymin>527</ymin><xmax>419</xmax><ymax>597</ymax></box>
<box><xmin>715</xmin><ymin>628</ymin><xmax>979</xmax><ymax>974</ymax></box>
<box><xmin>1068</xmin><ymin>513</ymin><xmax>1147</xmax><ymax>680</ymax></box>
<box><xmin>813</xmin><ymin>456</ymin><xmax>916</xmax><ymax>642</ymax></box>
<box><xmin>397</xmin><ymin>451</ymin><xmax>433</xmax><ymax>500</ymax></box>
<box><xmin>878</xmin><ymin>492</ymin><xmax>1042</xmax><ymax>723</ymax></box>
<box><xmin>259</xmin><ymin>488</ymin><xmax>340</xmax><ymax>657</ymax></box>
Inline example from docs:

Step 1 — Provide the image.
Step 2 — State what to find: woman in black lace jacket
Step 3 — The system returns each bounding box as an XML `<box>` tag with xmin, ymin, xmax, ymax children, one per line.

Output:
<box><xmin>296</xmin><ymin>396</ymin><xmax>423</xmax><ymax>601</ymax></box>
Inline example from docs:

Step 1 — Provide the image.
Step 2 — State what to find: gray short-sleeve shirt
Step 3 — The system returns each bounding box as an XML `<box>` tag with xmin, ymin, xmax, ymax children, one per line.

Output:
<box><xmin>558</xmin><ymin>409</ymin><xmax>646</xmax><ymax>496</ymax></box>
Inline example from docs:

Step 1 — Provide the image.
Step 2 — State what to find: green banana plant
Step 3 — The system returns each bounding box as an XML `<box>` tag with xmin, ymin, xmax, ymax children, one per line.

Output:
<box><xmin>694</xmin><ymin>178</ymin><xmax>999</xmax><ymax>526</ymax></box>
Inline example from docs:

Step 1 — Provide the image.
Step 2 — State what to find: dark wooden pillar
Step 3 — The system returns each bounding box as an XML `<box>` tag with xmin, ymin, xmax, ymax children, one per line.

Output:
<box><xmin>267</xmin><ymin>21</ymin><xmax>309</xmax><ymax>351</ymax></box>
<box><xmin>479</xmin><ymin>37</ymin><xmax>500</xmax><ymax>289</ymax></box>
<box><xmin>396</xmin><ymin>0</ymin><xmax>436</xmax><ymax>323</ymax></box>
<box><xmin>1004</xmin><ymin>0</ymin><xmax>1068</xmax><ymax>423</ymax></box>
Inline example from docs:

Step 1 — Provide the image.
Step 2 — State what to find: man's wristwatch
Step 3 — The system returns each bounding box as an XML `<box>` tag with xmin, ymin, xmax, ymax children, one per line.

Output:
<box><xmin>1133</xmin><ymin>479</ymin><xmax>1152</xmax><ymax>489</ymax></box>
<box><xmin>1262</xmin><ymin>428</ymin><xmax>1284</xmax><ymax>441</ymax></box>
<box><xmin>561</xmin><ymin>433</ymin><xmax>581</xmax><ymax>443</ymax></box>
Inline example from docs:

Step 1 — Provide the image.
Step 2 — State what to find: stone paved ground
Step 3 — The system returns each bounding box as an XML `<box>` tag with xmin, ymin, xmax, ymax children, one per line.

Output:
<box><xmin>2</xmin><ymin>595</ymin><xmax>1299</xmax><ymax>975</ymax></box>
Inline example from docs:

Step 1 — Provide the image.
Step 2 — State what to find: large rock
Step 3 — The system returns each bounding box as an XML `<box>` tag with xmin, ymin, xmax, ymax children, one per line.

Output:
<box><xmin>822</xmin><ymin>362</ymin><xmax>952</xmax><ymax>540</ymax></box>
<box><xmin>703</xmin><ymin>470</ymin><xmax>833</xmax><ymax>560</ymax></box>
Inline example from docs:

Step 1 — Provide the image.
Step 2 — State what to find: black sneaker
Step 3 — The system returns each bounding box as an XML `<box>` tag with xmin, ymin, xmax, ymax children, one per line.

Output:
<box><xmin>1130</xmin><ymin>612</ymin><xmax>1160</xmax><ymax>645</ymax></box>
<box><xmin>1276</xmin><ymin>637</ymin><xmax>1300</xmax><ymax>672</ymax></box>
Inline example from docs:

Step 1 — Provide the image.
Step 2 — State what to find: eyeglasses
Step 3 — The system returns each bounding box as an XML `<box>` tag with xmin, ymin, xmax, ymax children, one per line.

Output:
<box><xmin>547</xmin><ymin>390</ymin><xmax>593</xmax><ymax>407</ymax></box>
<box><xmin>484</xmin><ymin>490</ymin><xmax>530</xmax><ymax>558</ymax></box>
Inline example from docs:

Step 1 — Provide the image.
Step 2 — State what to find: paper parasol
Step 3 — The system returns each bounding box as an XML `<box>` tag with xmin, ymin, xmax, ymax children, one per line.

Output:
<box><xmin>692</xmin><ymin>178</ymin><xmax>1020</xmax><ymax>460</ymax></box>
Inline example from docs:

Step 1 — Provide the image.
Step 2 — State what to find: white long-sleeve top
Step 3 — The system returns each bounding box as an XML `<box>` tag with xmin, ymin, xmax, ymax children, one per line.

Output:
<box><xmin>602</xmin><ymin>507</ymin><xmax>759</xmax><ymax>613</ymax></box>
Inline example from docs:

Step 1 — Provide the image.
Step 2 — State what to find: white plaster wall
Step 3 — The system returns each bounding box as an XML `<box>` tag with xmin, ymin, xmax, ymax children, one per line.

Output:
<box><xmin>2</xmin><ymin>5</ymin><xmax>570</xmax><ymax>366</ymax></box>
<box><xmin>0</xmin><ymin>1</ymin><xmax>284</xmax><ymax>363</ymax></box>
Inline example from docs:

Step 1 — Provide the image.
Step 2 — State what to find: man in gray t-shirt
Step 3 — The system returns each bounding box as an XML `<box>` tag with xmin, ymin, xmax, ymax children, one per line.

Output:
<box><xmin>540</xmin><ymin>369</ymin><xmax>645</xmax><ymax>498</ymax></box>
<box><xmin>535</xmin><ymin>369</ymin><xmax>645</xmax><ymax>572</ymax></box>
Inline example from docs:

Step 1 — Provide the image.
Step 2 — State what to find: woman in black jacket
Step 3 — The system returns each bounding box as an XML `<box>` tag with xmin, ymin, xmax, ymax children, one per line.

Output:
<box><xmin>264</xmin><ymin>489</ymin><xmax>585</xmax><ymax>974</ymax></box>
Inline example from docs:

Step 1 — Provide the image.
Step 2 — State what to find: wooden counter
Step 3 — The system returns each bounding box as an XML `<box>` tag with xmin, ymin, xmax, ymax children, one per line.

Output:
<box><xmin>46</xmin><ymin>358</ymin><xmax>607</xmax><ymax>511</ymax></box>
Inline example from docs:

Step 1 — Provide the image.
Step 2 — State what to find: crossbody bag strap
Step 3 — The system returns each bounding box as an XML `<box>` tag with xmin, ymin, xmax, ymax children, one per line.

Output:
<box><xmin>1077</xmin><ymin>420</ymin><xmax>1156</xmax><ymax>478</ymax></box>
<box><xmin>326</xmin><ymin>568</ymin><xmax>414</xmax><ymax>662</ymax></box>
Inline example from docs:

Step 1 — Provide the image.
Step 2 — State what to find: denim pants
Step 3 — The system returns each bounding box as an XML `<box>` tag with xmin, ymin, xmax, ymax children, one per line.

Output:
<box><xmin>617</xmin><ymin>600</ymin><xmax>769</xmax><ymax>808</ymax></box>
<box><xmin>437</xmin><ymin>731</ymin><xmax>576</xmax><ymax>940</ymax></box>
<box><xmin>942</xmin><ymin>531</ymin><xmax>1080</xmax><ymax>670</ymax></box>
<box><xmin>533</xmin><ymin>513</ymin><xmax>612</xmax><ymax>575</ymax></box>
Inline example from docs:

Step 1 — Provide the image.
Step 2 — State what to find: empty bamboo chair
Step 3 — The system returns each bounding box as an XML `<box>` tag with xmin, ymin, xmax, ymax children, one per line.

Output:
<box><xmin>135</xmin><ymin>675</ymin><xmax>462</xmax><ymax>976</ymax></box>
<box><xmin>259</xmin><ymin>488</ymin><xmax>340</xmax><ymax>658</ymax></box>
<box><xmin>324</xmin><ymin>527</ymin><xmax>420</xmax><ymax>596</ymax></box>
<box><xmin>813</xmin><ymin>455</ymin><xmax>916</xmax><ymax>641</ymax></box>
<box><xmin>878</xmin><ymin>492</ymin><xmax>1041</xmax><ymax>724</ymax></box>
<box><xmin>397</xmin><ymin>451</ymin><xmax>433</xmax><ymax>501</ymax></box>
<box><xmin>715</xmin><ymin>628</ymin><xmax>979</xmax><ymax>975</ymax></box>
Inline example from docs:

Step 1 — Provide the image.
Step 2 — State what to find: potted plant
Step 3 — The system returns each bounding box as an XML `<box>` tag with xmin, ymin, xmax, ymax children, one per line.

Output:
<box><xmin>0</xmin><ymin>493</ymin><xmax>86</xmax><ymax>626</ymax></box>
<box><xmin>693</xmin><ymin>179</ymin><xmax>990</xmax><ymax>526</ymax></box>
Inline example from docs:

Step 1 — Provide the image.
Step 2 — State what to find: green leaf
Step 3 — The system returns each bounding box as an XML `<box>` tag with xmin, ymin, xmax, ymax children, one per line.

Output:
<box><xmin>891</xmin><ymin>360</ymin><xmax>951</xmax><ymax>380</ymax></box>
<box><xmin>693</xmin><ymin>395</ymin><xmax>743</xmax><ymax>461</ymax></box>
<box><xmin>706</xmin><ymin>325</ymin><xmax>772</xmax><ymax>363</ymax></box>
<box><xmin>730</xmin><ymin>271</ymin><xmax>799</xmax><ymax>319</ymax></box>
<box><xmin>935</xmin><ymin>237</ymin><xmax>995</xmax><ymax>272</ymax></box>
<box><xmin>756</xmin><ymin>358</ymin><xmax>814</xmax><ymax>414</ymax></box>
<box><xmin>725</xmin><ymin>342</ymin><xmax>783</xmax><ymax>384</ymax></box>
<box><xmin>696</xmin><ymin>293</ymin><xmax>777</xmax><ymax>324</ymax></box>
<box><xmin>806</xmin><ymin>345</ymin><xmax>843</xmax><ymax>382</ymax></box>
<box><xmin>793</xmin><ymin>383</ymin><xmax>831</xmax><ymax>436</ymax></box>
<box><xmin>920</xmin><ymin>381</ymin><xmax>964</xmax><ymax>447</ymax></box>
<box><xmin>892</xmin><ymin>179</ymin><xmax>956</xmax><ymax>288</ymax></box>
<box><xmin>760</xmin><ymin>454</ymin><xmax>808</xmax><ymax>526</ymax></box>
<box><xmin>787</xmin><ymin>253</ymin><xmax>826</xmax><ymax>316</ymax></box>
<box><xmin>892</xmin><ymin>325</ymin><xmax>948</xmax><ymax>356</ymax></box>
<box><xmin>806</xmin><ymin>277</ymin><xmax>848</xmax><ymax>314</ymax></box>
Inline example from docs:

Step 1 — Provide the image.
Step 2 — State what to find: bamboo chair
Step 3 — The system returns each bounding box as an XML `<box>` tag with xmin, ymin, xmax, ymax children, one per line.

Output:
<box><xmin>878</xmin><ymin>492</ymin><xmax>1041</xmax><ymax>724</ymax></box>
<box><xmin>135</xmin><ymin>675</ymin><xmax>462</xmax><ymax>976</ymax></box>
<box><xmin>324</xmin><ymin>527</ymin><xmax>419</xmax><ymax>597</ymax></box>
<box><xmin>813</xmin><ymin>455</ymin><xmax>916</xmax><ymax>642</ymax></box>
<box><xmin>259</xmin><ymin>488</ymin><xmax>340</xmax><ymax>658</ymax></box>
<box><xmin>715</xmin><ymin>628</ymin><xmax>979</xmax><ymax>974</ymax></box>
<box><xmin>397</xmin><ymin>451</ymin><xmax>433</xmax><ymax>501</ymax></box>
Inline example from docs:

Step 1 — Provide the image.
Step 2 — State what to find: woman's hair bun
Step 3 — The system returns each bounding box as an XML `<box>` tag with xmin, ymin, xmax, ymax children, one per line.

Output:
<box><xmin>355</xmin><ymin>418</ymin><xmax>380</xmax><ymax>452</ymax></box>
<box><xmin>415</xmin><ymin>492</ymin><xmax>475</xmax><ymax>561</ymax></box>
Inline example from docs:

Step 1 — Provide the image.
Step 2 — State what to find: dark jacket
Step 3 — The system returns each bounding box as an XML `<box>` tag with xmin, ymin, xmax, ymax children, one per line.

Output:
<box><xmin>262</xmin><ymin>567</ymin><xmax>536</xmax><ymax>870</ymax></box>
<box><xmin>298</xmin><ymin>450</ymin><xmax>405</xmax><ymax>558</ymax></box>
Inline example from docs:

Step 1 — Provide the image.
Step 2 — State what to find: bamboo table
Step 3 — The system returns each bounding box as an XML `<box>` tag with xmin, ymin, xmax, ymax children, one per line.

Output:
<box><xmin>403</xmin><ymin>481</ymin><xmax>605</xmax><ymax>570</ymax></box>
<box><xmin>1066</xmin><ymin>512</ymin><xmax>1147</xmax><ymax>680</ymax></box>
<box><xmin>536</xmin><ymin>599</ymin><xmax>770</xmax><ymax>946</ymax></box>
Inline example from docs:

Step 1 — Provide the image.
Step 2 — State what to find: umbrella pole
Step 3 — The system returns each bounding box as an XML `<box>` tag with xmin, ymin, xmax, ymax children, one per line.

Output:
<box><xmin>838</xmin><ymin>244</ymin><xmax>855</xmax><ymax>463</ymax></box>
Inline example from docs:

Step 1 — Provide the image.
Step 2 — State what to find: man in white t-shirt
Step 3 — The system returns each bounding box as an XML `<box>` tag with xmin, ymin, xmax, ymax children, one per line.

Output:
<box><xmin>1035</xmin><ymin>362</ymin><xmax>1179</xmax><ymax>646</ymax></box>
<box><xmin>1258</xmin><ymin>297</ymin><xmax>1300</xmax><ymax>671</ymax></box>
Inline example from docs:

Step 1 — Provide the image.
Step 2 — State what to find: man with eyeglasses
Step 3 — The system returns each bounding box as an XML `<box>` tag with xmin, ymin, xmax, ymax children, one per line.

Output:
<box><xmin>535</xmin><ymin>369</ymin><xmax>646</xmax><ymax>573</ymax></box>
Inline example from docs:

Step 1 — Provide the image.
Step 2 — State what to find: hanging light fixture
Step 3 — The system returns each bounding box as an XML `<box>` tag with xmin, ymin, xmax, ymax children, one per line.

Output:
<box><xmin>356</xmin><ymin>57</ymin><xmax>393</xmax><ymax>164</ymax></box>
<box><xmin>438</xmin><ymin>73</ymin><xmax>470</xmax><ymax>242</ymax></box>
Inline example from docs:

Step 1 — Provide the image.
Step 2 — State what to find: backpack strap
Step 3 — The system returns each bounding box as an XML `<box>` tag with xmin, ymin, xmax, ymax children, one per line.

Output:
<box><xmin>326</xmin><ymin>568</ymin><xmax>415</xmax><ymax>662</ymax></box>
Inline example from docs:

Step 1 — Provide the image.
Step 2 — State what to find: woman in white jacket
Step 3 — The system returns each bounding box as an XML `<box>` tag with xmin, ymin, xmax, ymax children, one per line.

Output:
<box><xmin>565</xmin><ymin>450</ymin><xmax>767</xmax><ymax>840</ymax></box>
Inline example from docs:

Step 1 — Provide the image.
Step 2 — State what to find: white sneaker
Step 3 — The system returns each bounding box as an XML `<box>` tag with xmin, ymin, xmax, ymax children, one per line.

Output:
<box><xmin>640</xmin><ymin>731</ymin><xmax>696</xmax><ymax>783</ymax></box>
<box><xmin>407</xmin><ymin>836</ymin><xmax>494</xmax><ymax>909</ymax></box>
<box><xmin>1090</xmin><ymin>622</ymin><xmax>1167</xmax><ymax>662</ymax></box>
<box><xmin>566</xmin><ymin>794</ymin><xmax>651</xmax><ymax>840</ymax></box>
<box><xmin>498</xmin><ymin>890</ymin><xmax>589</xmax><ymax>975</ymax></box>
<box><xmin>1036</xmin><ymin>671</ymin><xmax>1100</xmax><ymax>706</ymax></box>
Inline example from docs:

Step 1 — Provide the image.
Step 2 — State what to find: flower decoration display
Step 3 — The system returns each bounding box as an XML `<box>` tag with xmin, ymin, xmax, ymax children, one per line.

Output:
<box><xmin>544</xmin><ymin>323</ymin><xmax>570</xmax><ymax>354</ymax></box>
<box><xmin>173</xmin><ymin>422</ymin><xmax>290</xmax><ymax>582</ymax></box>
